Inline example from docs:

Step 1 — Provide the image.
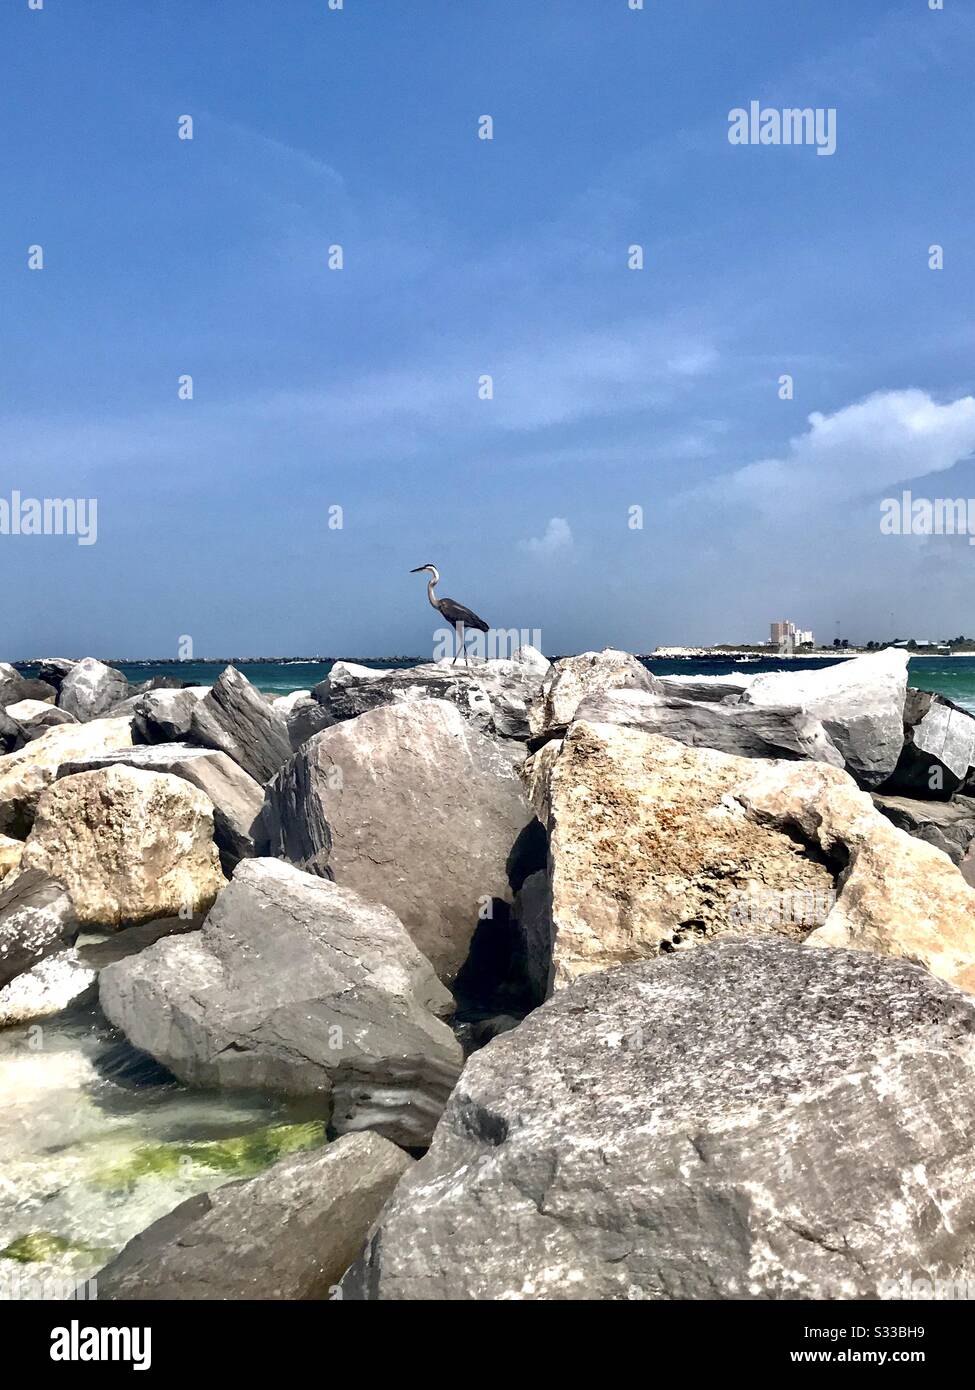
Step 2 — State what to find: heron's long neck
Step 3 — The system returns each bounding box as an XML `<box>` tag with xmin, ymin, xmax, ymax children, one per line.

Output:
<box><xmin>426</xmin><ymin>576</ymin><xmax>439</xmax><ymax>609</ymax></box>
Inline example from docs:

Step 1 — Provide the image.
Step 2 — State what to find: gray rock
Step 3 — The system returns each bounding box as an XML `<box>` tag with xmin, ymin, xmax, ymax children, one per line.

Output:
<box><xmin>0</xmin><ymin>663</ymin><xmax>57</xmax><ymax>708</ymax></box>
<box><xmin>260</xmin><ymin>699</ymin><xmax>534</xmax><ymax>983</ymax></box>
<box><xmin>57</xmin><ymin>743</ymin><xmax>263</xmax><ymax>871</ymax></box>
<box><xmin>99</xmin><ymin>858</ymin><xmax>463</xmax><ymax>1147</ymax></box>
<box><xmin>739</xmin><ymin>647</ymin><xmax>909</xmax><ymax>788</ymax></box>
<box><xmin>281</xmin><ymin>694</ymin><xmax>335</xmax><ymax>750</ymax></box>
<box><xmin>34</xmin><ymin>657</ymin><xmax>76</xmax><ymax>692</ymax></box>
<box><xmin>655</xmin><ymin>673</ymin><xmax>756</xmax><ymax>703</ymax></box>
<box><xmin>2</xmin><ymin>698</ymin><xmax>77</xmax><ymax>743</ymax></box>
<box><xmin>348</xmin><ymin>939</ymin><xmax>975</xmax><ymax>1300</ymax></box>
<box><xmin>884</xmin><ymin>688</ymin><xmax>975</xmax><ymax>797</ymax></box>
<box><xmin>0</xmin><ymin>706</ymin><xmax>18</xmax><ymax>754</ymax></box>
<box><xmin>57</xmin><ymin>658</ymin><xmax>130</xmax><ymax>721</ymax></box>
<box><xmin>190</xmin><ymin>665</ymin><xmax>292</xmax><ymax>783</ymax></box>
<box><xmin>93</xmin><ymin>1132</ymin><xmax>412</xmax><ymax>1301</ymax></box>
<box><xmin>528</xmin><ymin>648</ymin><xmax>658</xmax><ymax>745</ymax></box>
<box><xmin>133</xmin><ymin>686</ymin><xmax>208</xmax><ymax>743</ymax></box>
<box><xmin>574</xmin><ymin>689</ymin><xmax>844</xmax><ymax>765</ymax></box>
<box><xmin>313</xmin><ymin>651</ymin><xmax>548</xmax><ymax>742</ymax></box>
<box><xmin>872</xmin><ymin>792</ymin><xmax>975</xmax><ymax>865</ymax></box>
<box><xmin>0</xmin><ymin>868</ymin><xmax>76</xmax><ymax>990</ymax></box>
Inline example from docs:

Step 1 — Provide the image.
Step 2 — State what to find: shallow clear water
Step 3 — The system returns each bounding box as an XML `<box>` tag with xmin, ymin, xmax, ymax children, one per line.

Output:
<box><xmin>0</xmin><ymin>1003</ymin><xmax>327</xmax><ymax>1298</ymax></box>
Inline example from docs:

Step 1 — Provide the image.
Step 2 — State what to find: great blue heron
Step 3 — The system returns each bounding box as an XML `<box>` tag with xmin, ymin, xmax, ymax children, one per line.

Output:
<box><xmin>410</xmin><ymin>564</ymin><xmax>489</xmax><ymax>664</ymax></box>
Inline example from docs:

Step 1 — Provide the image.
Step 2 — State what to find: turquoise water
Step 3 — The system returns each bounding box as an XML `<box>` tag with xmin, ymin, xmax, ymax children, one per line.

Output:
<box><xmin>17</xmin><ymin>654</ymin><xmax>975</xmax><ymax>712</ymax></box>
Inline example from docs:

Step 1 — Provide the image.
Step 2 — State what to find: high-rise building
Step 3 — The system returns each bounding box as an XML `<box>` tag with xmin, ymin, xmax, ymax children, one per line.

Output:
<box><xmin>770</xmin><ymin>620</ymin><xmax>814</xmax><ymax>651</ymax></box>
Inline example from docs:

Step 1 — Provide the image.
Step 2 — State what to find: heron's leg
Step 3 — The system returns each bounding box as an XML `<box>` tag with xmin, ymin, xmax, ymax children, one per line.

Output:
<box><xmin>453</xmin><ymin>621</ymin><xmax>465</xmax><ymax>664</ymax></box>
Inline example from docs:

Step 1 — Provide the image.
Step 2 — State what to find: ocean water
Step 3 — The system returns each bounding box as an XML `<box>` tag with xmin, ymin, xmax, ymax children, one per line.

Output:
<box><xmin>21</xmin><ymin>653</ymin><xmax>975</xmax><ymax>712</ymax></box>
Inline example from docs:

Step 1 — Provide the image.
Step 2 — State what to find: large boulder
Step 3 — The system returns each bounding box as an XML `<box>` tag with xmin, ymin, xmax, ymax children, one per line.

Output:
<box><xmin>132</xmin><ymin>685</ymin><xmax>208</xmax><ymax>743</ymax></box>
<box><xmin>99</xmin><ymin>859</ymin><xmax>463</xmax><ymax>1146</ymax></box>
<box><xmin>314</xmin><ymin>648</ymin><xmax>550</xmax><ymax>742</ymax></box>
<box><xmin>527</xmin><ymin>648</ymin><xmax>658</xmax><ymax>745</ymax></box>
<box><xmin>883</xmin><ymin>688</ymin><xmax>975</xmax><ymax>797</ymax></box>
<box><xmin>19</xmin><ymin>765</ymin><xmax>225</xmax><ymax>928</ymax></box>
<box><xmin>738</xmin><ymin>648</ymin><xmax>908</xmax><ymax>788</ymax></box>
<box><xmin>261</xmin><ymin>700</ymin><xmax>534</xmax><ymax>983</ymax></box>
<box><xmin>0</xmin><ymin>662</ymin><xmax>56</xmax><ymax>707</ymax></box>
<box><xmin>2</xmin><ymin>698</ymin><xmax>77</xmax><ymax>743</ymax></box>
<box><xmin>347</xmin><ymin>941</ymin><xmax>975</xmax><ymax>1300</ymax></box>
<box><xmin>524</xmin><ymin>722</ymin><xmax>836</xmax><ymax>989</ymax></box>
<box><xmin>526</xmin><ymin>720</ymin><xmax>975</xmax><ymax>995</ymax></box>
<box><xmin>57</xmin><ymin>658</ymin><xmax>130</xmax><ymax>721</ymax></box>
<box><xmin>872</xmin><ymin>792</ymin><xmax>975</xmax><ymax>865</ymax></box>
<box><xmin>0</xmin><ymin>868</ymin><xmax>76</xmax><ymax>990</ymax></box>
<box><xmin>56</xmin><ymin>743</ymin><xmax>263</xmax><ymax>872</ymax></box>
<box><xmin>0</xmin><ymin>716</ymin><xmax>134</xmax><ymax>837</ymax></box>
<box><xmin>93</xmin><ymin>1132</ymin><xmax>412</xmax><ymax>1301</ymax></box>
<box><xmin>574</xmin><ymin>689</ymin><xmax>843</xmax><ymax>765</ymax></box>
<box><xmin>190</xmin><ymin>665</ymin><xmax>292</xmax><ymax>783</ymax></box>
<box><xmin>92</xmin><ymin>1128</ymin><xmax>411</xmax><ymax>1301</ymax></box>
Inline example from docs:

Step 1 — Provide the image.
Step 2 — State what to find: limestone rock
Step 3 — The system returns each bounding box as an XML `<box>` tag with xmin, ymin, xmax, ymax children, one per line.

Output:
<box><xmin>20</xmin><ymin>765</ymin><xmax>225</xmax><ymax>928</ymax></box>
<box><xmin>739</xmin><ymin>647</ymin><xmax>908</xmax><ymax>788</ymax></box>
<box><xmin>57</xmin><ymin>658</ymin><xmax>130</xmax><ymax>721</ymax></box>
<box><xmin>56</xmin><ymin>743</ymin><xmax>263</xmax><ymax>872</ymax></box>
<box><xmin>94</xmin><ymin>1132</ymin><xmax>412</xmax><ymax>1300</ymax></box>
<box><xmin>0</xmin><ymin>716</ymin><xmax>134</xmax><ymax>837</ymax></box>
<box><xmin>190</xmin><ymin>665</ymin><xmax>292</xmax><ymax>783</ymax></box>
<box><xmin>261</xmin><ymin>700</ymin><xmax>534</xmax><ymax>982</ymax></box>
<box><xmin>347</xmin><ymin>941</ymin><xmax>975</xmax><ymax>1300</ymax></box>
<box><xmin>0</xmin><ymin>834</ymin><xmax>23</xmax><ymax>881</ymax></box>
<box><xmin>524</xmin><ymin>722</ymin><xmax>836</xmax><ymax>988</ymax></box>
<box><xmin>99</xmin><ymin>858</ymin><xmax>462</xmax><ymax>1146</ymax></box>
<box><xmin>737</xmin><ymin>758</ymin><xmax>975</xmax><ymax>994</ymax></box>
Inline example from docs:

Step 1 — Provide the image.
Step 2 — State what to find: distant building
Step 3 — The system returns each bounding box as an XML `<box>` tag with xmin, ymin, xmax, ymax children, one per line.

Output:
<box><xmin>770</xmin><ymin>620</ymin><xmax>814</xmax><ymax>653</ymax></box>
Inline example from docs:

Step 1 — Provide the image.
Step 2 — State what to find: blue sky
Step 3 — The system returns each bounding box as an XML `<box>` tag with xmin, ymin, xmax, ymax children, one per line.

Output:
<box><xmin>2</xmin><ymin>0</ymin><xmax>974</xmax><ymax>658</ymax></box>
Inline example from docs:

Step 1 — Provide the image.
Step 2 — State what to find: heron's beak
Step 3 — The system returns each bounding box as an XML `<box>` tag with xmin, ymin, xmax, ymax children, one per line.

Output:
<box><xmin>409</xmin><ymin>566</ymin><xmax>424</xmax><ymax>573</ymax></box>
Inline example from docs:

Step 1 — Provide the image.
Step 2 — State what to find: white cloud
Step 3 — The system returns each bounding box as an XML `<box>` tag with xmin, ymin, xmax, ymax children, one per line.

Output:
<box><xmin>703</xmin><ymin>389</ymin><xmax>975</xmax><ymax>519</ymax></box>
<box><xmin>520</xmin><ymin>517</ymin><xmax>574</xmax><ymax>558</ymax></box>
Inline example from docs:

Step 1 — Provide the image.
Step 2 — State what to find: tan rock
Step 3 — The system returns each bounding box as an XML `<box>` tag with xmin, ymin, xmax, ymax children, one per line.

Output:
<box><xmin>526</xmin><ymin>720</ymin><xmax>975</xmax><ymax>996</ymax></box>
<box><xmin>20</xmin><ymin>765</ymin><xmax>225</xmax><ymax>928</ymax></box>
<box><xmin>526</xmin><ymin>721</ymin><xmax>834</xmax><ymax>989</ymax></box>
<box><xmin>0</xmin><ymin>834</ymin><xmax>23</xmax><ymax>880</ymax></box>
<box><xmin>737</xmin><ymin>759</ymin><xmax>975</xmax><ymax>994</ymax></box>
<box><xmin>0</xmin><ymin>717</ymin><xmax>134</xmax><ymax>838</ymax></box>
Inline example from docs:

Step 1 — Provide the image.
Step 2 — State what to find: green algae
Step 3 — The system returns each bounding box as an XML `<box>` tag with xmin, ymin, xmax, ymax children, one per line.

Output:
<box><xmin>92</xmin><ymin>1119</ymin><xmax>327</xmax><ymax>1191</ymax></box>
